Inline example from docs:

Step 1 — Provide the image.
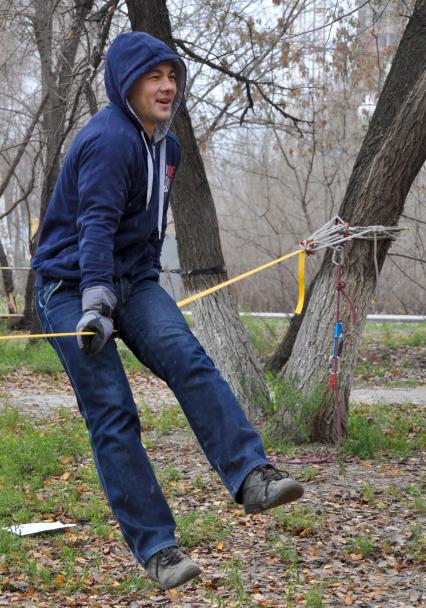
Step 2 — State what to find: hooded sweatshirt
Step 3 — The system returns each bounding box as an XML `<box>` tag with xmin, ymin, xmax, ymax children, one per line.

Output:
<box><xmin>31</xmin><ymin>32</ymin><xmax>186</xmax><ymax>293</ymax></box>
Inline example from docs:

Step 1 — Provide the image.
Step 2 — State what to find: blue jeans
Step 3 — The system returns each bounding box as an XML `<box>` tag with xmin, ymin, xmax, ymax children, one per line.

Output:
<box><xmin>35</xmin><ymin>275</ymin><xmax>268</xmax><ymax>565</ymax></box>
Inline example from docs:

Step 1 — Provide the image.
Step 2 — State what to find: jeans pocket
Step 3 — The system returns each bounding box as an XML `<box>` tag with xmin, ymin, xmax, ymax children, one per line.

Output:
<box><xmin>41</xmin><ymin>280</ymin><xmax>63</xmax><ymax>310</ymax></box>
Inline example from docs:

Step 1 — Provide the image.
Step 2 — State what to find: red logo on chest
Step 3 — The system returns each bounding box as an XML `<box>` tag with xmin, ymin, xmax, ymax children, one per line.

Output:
<box><xmin>164</xmin><ymin>164</ymin><xmax>176</xmax><ymax>192</ymax></box>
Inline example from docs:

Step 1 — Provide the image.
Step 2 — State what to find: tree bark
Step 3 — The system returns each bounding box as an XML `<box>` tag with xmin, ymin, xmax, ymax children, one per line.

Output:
<box><xmin>0</xmin><ymin>240</ymin><xmax>17</xmax><ymax>315</ymax></box>
<box><xmin>282</xmin><ymin>41</ymin><xmax>426</xmax><ymax>443</ymax></box>
<box><xmin>269</xmin><ymin>0</ymin><xmax>426</xmax><ymax>379</ymax></box>
<box><xmin>265</xmin><ymin>273</ymin><xmax>317</xmax><ymax>374</ymax></box>
<box><xmin>126</xmin><ymin>0</ymin><xmax>270</xmax><ymax>419</ymax></box>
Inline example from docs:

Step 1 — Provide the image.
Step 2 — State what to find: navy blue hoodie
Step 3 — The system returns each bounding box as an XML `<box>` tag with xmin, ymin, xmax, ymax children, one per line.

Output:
<box><xmin>32</xmin><ymin>32</ymin><xmax>186</xmax><ymax>293</ymax></box>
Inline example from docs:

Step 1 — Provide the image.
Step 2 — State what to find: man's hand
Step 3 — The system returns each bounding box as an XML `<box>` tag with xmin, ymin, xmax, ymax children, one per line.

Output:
<box><xmin>76</xmin><ymin>286</ymin><xmax>117</xmax><ymax>355</ymax></box>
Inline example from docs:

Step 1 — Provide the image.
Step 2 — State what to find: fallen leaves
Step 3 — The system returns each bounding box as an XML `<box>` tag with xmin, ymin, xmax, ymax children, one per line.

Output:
<box><xmin>1</xmin><ymin>369</ymin><xmax>426</xmax><ymax>607</ymax></box>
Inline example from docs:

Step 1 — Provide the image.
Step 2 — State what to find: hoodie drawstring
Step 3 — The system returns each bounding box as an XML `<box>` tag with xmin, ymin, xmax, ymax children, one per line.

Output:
<box><xmin>141</xmin><ymin>134</ymin><xmax>154</xmax><ymax>208</ymax></box>
<box><xmin>126</xmin><ymin>101</ymin><xmax>167</xmax><ymax>240</ymax></box>
<box><xmin>140</xmin><ymin>133</ymin><xmax>167</xmax><ymax>240</ymax></box>
<box><xmin>158</xmin><ymin>138</ymin><xmax>167</xmax><ymax>240</ymax></box>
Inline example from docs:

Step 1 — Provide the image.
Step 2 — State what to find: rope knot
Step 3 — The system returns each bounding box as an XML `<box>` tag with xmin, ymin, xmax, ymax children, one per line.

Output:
<box><xmin>299</xmin><ymin>239</ymin><xmax>316</xmax><ymax>255</ymax></box>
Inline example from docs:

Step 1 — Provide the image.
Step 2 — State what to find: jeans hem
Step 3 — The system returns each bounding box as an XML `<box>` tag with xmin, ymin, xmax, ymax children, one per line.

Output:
<box><xmin>141</xmin><ymin>540</ymin><xmax>178</xmax><ymax>566</ymax></box>
<box><xmin>230</xmin><ymin>457</ymin><xmax>269</xmax><ymax>504</ymax></box>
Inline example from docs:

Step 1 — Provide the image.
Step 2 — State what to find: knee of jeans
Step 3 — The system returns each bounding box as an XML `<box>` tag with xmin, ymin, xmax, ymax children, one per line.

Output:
<box><xmin>155</xmin><ymin>325</ymin><xmax>204</xmax><ymax>361</ymax></box>
<box><xmin>155</xmin><ymin>329</ymin><xmax>215</xmax><ymax>384</ymax></box>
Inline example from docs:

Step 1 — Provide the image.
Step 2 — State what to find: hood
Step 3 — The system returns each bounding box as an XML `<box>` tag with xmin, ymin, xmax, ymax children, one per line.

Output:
<box><xmin>105</xmin><ymin>31</ymin><xmax>186</xmax><ymax>142</ymax></box>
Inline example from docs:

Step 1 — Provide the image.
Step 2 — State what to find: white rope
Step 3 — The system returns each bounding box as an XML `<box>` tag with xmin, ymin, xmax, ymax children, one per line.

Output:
<box><xmin>301</xmin><ymin>216</ymin><xmax>404</xmax><ymax>253</ymax></box>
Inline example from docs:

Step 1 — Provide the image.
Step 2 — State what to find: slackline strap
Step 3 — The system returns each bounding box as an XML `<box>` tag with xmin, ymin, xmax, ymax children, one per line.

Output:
<box><xmin>0</xmin><ymin>249</ymin><xmax>305</xmax><ymax>341</ymax></box>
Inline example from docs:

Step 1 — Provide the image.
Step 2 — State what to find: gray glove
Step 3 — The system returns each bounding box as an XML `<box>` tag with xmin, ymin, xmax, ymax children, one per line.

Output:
<box><xmin>76</xmin><ymin>286</ymin><xmax>117</xmax><ymax>355</ymax></box>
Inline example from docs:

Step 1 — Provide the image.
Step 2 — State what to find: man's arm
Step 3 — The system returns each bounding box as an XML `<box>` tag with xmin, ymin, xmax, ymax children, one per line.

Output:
<box><xmin>76</xmin><ymin>131</ymin><xmax>134</xmax><ymax>293</ymax></box>
<box><xmin>75</xmin><ymin>131</ymin><xmax>134</xmax><ymax>354</ymax></box>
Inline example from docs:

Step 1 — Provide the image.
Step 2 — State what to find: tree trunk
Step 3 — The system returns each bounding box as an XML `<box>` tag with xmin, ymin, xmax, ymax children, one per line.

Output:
<box><xmin>19</xmin><ymin>0</ymin><xmax>95</xmax><ymax>331</ymax></box>
<box><xmin>283</xmin><ymin>50</ymin><xmax>426</xmax><ymax>443</ymax></box>
<box><xmin>270</xmin><ymin>0</ymin><xmax>426</xmax><ymax>379</ymax></box>
<box><xmin>126</xmin><ymin>0</ymin><xmax>270</xmax><ymax>419</ymax></box>
<box><xmin>265</xmin><ymin>274</ymin><xmax>317</xmax><ymax>374</ymax></box>
<box><xmin>0</xmin><ymin>240</ymin><xmax>17</xmax><ymax>315</ymax></box>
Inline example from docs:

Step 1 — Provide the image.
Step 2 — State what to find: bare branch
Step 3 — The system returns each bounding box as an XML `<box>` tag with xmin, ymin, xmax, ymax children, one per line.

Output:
<box><xmin>388</xmin><ymin>252</ymin><xmax>426</xmax><ymax>264</ymax></box>
<box><xmin>173</xmin><ymin>37</ymin><xmax>310</xmax><ymax>128</ymax></box>
<box><xmin>0</xmin><ymin>93</ymin><xmax>48</xmax><ymax>199</ymax></box>
<box><xmin>401</xmin><ymin>213</ymin><xmax>426</xmax><ymax>225</ymax></box>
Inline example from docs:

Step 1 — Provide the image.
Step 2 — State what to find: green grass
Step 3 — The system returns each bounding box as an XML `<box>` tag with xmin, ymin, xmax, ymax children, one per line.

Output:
<box><xmin>300</xmin><ymin>466</ymin><xmax>320</xmax><ymax>481</ymax></box>
<box><xmin>263</xmin><ymin>376</ymin><xmax>327</xmax><ymax>444</ymax></box>
<box><xmin>0</xmin><ymin>407</ymin><xmax>114</xmax><ymax>593</ymax></box>
<box><xmin>305</xmin><ymin>584</ymin><xmax>326</xmax><ymax>608</ymax></box>
<box><xmin>241</xmin><ymin>315</ymin><xmax>289</xmax><ymax>356</ymax></box>
<box><xmin>176</xmin><ymin>512</ymin><xmax>230</xmax><ymax>548</ymax></box>
<box><xmin>273</xmin><ymin>505</ymin><xmax>324</xmax><ymax>537</ymax></box>
<box><xmin>0</xmin><ymin>408</ymin><xmax>88</xmax><ymax>520</ymax></box>
<box><xmin>348</xmin><ymin>535</ymin><xmax>377</xmax><ymax>559</ymax></box>
<box><xmin>406</xmin><ymin>523</ymin><xmax>426</xmax><ymax>563</ymax></box>
<box><xmin>0</xmin><ymin>340</ymin><xmax>62</xmax><ymax>376</ymax></box>
<box><xmin>342</xmin><ymin>402</ymin><xmax>426</xmax><ymax>459</ymax></box>
<box><xmin>139</xmin><ymin>401</ymin><xmax>188</xmax><ymax>434</ymax></box>
<box><xmin>0</xmin><ymin>319</ymin><xmax>423</xmax><ymax>379</ymax></box>
<box><xmin>360</xmin><ymin>321</ymin><xmax>426</xmax><ymax>349</ymax></box>
<box><xmin>268</xmin><ymin>533</ymin><xmax>300</xmax><ymax>567</ymax></box>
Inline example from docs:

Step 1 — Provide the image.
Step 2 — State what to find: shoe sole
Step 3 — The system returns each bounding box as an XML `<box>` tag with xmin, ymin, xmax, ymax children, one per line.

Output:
<box><xmin>244</xmin><ymin>481</ymin><xmax>304</xmax><ymax>514</ymax></box>
<box><xmin>159</xmin><ymin>565</ymin><xmax>202</xmax><ymax>590</ymax></box>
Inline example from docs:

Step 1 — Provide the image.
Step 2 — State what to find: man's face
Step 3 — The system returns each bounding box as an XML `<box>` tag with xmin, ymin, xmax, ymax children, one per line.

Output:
<box><xmin>128</xmin><ymin>61</ymin><xmax>177</xmax><ymax>136</ymax></box>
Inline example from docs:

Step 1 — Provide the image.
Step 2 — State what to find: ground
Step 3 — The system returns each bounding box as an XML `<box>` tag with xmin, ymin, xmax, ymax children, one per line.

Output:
<box><xmin>0</xmin><ymin>327</ymin><xmax>425</xmax><ymax>608</ymax></box>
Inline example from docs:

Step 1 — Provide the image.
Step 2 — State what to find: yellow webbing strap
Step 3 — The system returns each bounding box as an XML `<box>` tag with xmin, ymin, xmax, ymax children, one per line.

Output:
<box><xmin>177</xmin><ymin>249</ymin><xmax>303</xmax><ymax>308</ymax></box>
<box><xmin>0</xmin><ymin>248</ymin><xmax>306</xmax><ymax>341</ymax></box>
<box><xmin>294</xmin><ymin>250</ymin><xmax>306</xmax><ymax>315</ymax></box>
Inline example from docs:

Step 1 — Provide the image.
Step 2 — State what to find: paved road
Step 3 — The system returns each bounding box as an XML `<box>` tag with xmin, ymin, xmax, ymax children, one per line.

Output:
<box><xmin>351</xmin><ymin>386</ymin><xmax>426</xmax><ymax>405</ymax></box>
<box><xmin>1</xmin><ymin>386</ymin><xmax>425</xmax><ymax>419</ymax></box>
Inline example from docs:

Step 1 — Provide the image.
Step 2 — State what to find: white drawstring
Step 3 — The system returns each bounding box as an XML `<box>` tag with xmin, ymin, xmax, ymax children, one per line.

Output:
<box><xmin>158</xmin><ymin>139</ymin><xmax>167</xmax><ymax>239</ymax></box>
<box><xmin>141</xmin><ymin>134</ymin><xmax>154</xmax><ymax>208</ymax></box>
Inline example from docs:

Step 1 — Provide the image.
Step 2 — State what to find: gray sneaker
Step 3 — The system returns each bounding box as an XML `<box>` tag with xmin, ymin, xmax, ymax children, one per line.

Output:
<box><xmin>145</xmin><ymin>546</ymin><xmax>202</xmax><ymax>590</ymax></box>
<box><xmin>242</xmin><ymin>464</ymin><xmax>304</xmax><ymax>514</ymax></box>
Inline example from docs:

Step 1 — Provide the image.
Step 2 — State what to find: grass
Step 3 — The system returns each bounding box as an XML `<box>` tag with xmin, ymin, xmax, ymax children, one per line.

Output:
<box><xmin>348</xmin><ymin>535</ymin><xmax>377</xmax><ymax>559</ymax></box>
<box><xmin>300</xmin><ymin>466</ymin><xmax>320</xmax><ymax>482</ymax></box>
<box><xmin>240</xmin><ymin>315</ymin><xmax>289</xmax><ymax>356</ymax></box>
<box><xmin>0</xmin><ymin>318</ymin><xmax>425</xmax><ymax>600</ymax></box>
<box><xmin>0</xmin><ymin>340</ymin><xmax>62</xmax><ymax>376</ymax></box>
<box><xmin>176</xmin><ymin>512</ymin><xmax>230</xmax><ymax>548</ymax></box>
<box><xmin>407</xmin><ymin>483</ymin><xmax>426</xmax><ymax>514</ymax></box>
<box><xmin>341</xmin><ymin>402</ymin><xmax>426</xmax><ymax>459</ymax></box>
<box><xmin>0</xmin><ymin>338</ymin><xmax>146</xmax><ymax>377</ymax></box>
<box><xmin>139</xmin><ymin>401</ymin><xmax>188</xmax><ymax>434</ymax></box>
<box><xmin>0</xmin><ymin>407</ymin><xmax>109</xmax><ymax>593</ymax></box>
<box><xmin>406</xmin><ymin>523</ymin><xmax>426</xmax><ymax>563</ymax></box>
<box><xmin>264</xmin><ymin>376</ymin><xmax>327</xmax><ymax>444</ymax></box>
<box><xmin>268</xmin><ymin>533</ymin><xmax>300</xmax><ymax>567</ymax></box>
<box><xmin>304</xmin><ymin>584</ymin><xmax>326</xmax><ymax>608</ymax></box>
<box><xmin>273</xmin><ymin>504</ymin><xmax>324</xmax><ymax>537</ymax></box>
<box><xmin>0</xmin><ymin>408</ymin><xmax>88</xmax><ymax>520</ymax></box>
<box><xmin>360</xmin><ymin>321</ymin><xmax>426</xmax><ymax>349</ymax></box>
<box><xmin>0</xmin><ymin>319</ymin><xmax>423</xmax><ymax>381</ymax></box>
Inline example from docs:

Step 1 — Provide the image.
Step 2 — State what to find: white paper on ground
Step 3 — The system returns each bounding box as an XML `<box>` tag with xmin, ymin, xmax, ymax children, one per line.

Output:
<box><xmin>2</xmin><ymin>522</ymin><xmax>77</xmax><ymax>536</ymax></box>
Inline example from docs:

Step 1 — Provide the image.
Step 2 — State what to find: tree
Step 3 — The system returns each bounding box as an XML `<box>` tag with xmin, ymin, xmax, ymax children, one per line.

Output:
<box><xmin>0</xmin><ymin>94</ymin><xmax>48</xmax><ymax>316</ymax></box>
<box><xmin>278</xmin><ymin>0</ymin><xmax>426</xmax><ymax>442</ymax></box>
<box><xmin>15</xmin><ymin>0</ymin><xmax>117</xmax><ymax>330</ymax></box>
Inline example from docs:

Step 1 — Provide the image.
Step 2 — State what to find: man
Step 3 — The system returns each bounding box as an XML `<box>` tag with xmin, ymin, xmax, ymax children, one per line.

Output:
<box><xmin>32</xmin><ymin>32</ymin><xmax>303</xmax><ymax>590</ymax></box>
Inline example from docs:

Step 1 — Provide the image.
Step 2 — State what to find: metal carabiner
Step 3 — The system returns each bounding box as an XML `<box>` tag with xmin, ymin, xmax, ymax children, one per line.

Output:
<box><xmin>328</xmin><ymin>355</ymin><xmax>341</xmax><ymax>374</ymax></box>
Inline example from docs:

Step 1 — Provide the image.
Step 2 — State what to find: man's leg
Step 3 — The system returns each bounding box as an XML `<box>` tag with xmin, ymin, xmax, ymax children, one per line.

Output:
<box><xmin>118</xmin><ymin>278</ymin><xmax>270</xmax><ymax>501</ymax></box>
<box><xmin>35</xmin><ymin>281</ymin><xmax>177</xmax><ymax>565</ymax></box>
